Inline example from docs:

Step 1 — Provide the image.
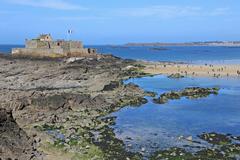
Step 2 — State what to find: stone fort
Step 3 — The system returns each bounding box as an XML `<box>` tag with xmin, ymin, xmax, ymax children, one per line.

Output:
<box><xmin>12</xmin><ymin>34</ymin><xmax>97</xmax><ymax>57</ymax></box>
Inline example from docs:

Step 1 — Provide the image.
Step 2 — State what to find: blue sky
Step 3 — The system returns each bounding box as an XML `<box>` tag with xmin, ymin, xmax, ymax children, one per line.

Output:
<box><xmin>0</xmin><ymin>0</ymin><xmax>240</xmax><ymax>44</ymax></box>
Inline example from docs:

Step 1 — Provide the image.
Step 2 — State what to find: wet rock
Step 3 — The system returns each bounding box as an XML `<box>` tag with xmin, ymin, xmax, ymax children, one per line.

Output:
<box><xmin>102</xmin><ymin>81</ymin><xmax>122</xmax><ymax>91</ymax></box>
<box><xmin>93</xmin><ymin>126</ymin><xmax>142</xmax><ymax>160</ymax></box>
<box><xmin>149</xmin><ymin>132</ymin><xmax>240</xmax><ymax>159</ymax></box>
<box><xmin>154</xmin><ymin>87</ymin><xmax>220</xmax><ymax>104</ymax></box>
<box><xmin>182</xmin><ymin>87</ymin><xmax>219</xmax><ymax>99</ymax></box>
<box><xmin>153</xmin><ymin>95</ymin><xmax>169</xmax><ymax>104</ymax></box>
<box><xmin>195</xmin><ymin>148</ymin><xmax>226</xmax><ymax>159</ymax></box>
<box><xmin>150</xmin><ymin>147</ymin><xmax>193</xmax><ymax>160</ymax></box>
<box><xmin>153</xmin><ymin>91</ymin><xmax>181</xmax><ymax>104</ymax></box>
<box><xmin>101</xmin><ymin>116</ymin><xmax>117</xmax><ymax>126</ymax></box>
<box><xmin>168</xmin><ymin>73</ymin><xmax>184</xmax><ymax>79</ymax></box>
<box><xmin>117</xmin><ymin>96</ymin><xmax>148</xmax><ymax>107</ymax></box>
<box><xmin>231</xmin><ymin>136</ymin><xmax>240</xmax><ymax>141</ymax></box>
<box><xmin>221</xmin><ymin>144</ymin><xmax>240</xmax><ymax>156</ymax></box>
<box><xmin>198</xmin><ymin>132</ymin><xmax>232</xmax><ymax>145</ymax></box>
<box><xmin>144</xmin><ymin>91</ymin><xmax>157</xmax><ymax>97</ymax></box>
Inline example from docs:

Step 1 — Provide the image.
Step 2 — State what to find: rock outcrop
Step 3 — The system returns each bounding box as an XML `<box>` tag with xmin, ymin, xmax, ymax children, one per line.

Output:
<box><xmin>0</xmin><ymin>54</ymin><xmax>148</xmax><ymax>159</ymax></box>
<box><xmin>154</xmin><ymin>87</ymin><xmax>220</xmax><ymax>104</ymax></box>
<box><xmin>168</xmin><ymin>73</ymin><xmax>184</xmax><ymax>79</ymax></box>
<box><xmin>0</xmin><ymin>109</ymin><xmax>37</xmax><ymax>160</ymax></box>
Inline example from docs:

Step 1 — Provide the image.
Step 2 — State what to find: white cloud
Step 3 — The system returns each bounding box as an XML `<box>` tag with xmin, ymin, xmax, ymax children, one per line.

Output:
<box><xmin>7</xmin><ymin>0</ymin><xmax>87</xmax><ymax>10</ymax></box>
<box><xmin>115</xmin><ymin>5</ymin><xmax>230</xmax><ymax>18</ymax></box>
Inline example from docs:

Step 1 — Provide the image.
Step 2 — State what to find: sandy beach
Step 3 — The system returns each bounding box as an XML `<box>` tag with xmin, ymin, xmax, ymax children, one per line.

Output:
<box><xmin>142</xmin><ymin>61</ymin><xmax>240</xmax><ymax>78</ymax></box>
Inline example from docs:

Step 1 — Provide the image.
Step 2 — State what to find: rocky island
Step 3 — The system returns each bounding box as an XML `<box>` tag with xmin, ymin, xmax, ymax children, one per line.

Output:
<box><xmin>12</xmin><ymin>34</ymin><xmax>97</xmax><ymax>58</ymax></box>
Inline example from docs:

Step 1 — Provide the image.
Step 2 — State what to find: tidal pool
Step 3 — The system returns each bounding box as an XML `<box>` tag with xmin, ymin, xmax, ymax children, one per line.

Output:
<box><xmin>109</xmin><ymin>75</ymin><xmax>240</xmax><ymax>154</ymax></box>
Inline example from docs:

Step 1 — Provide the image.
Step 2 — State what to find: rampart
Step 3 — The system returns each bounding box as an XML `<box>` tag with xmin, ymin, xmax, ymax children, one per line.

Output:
<box><xmin>12</xmin><ymin>34</ymin><xmax>97</xmax><ymax>58</ymax></box>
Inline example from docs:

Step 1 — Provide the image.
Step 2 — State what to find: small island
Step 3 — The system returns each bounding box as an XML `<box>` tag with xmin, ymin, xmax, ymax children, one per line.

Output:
<box><xmin>12</xmin><ymin>34</ymin><xmax>97</xmax><ymax>58</ymax></box>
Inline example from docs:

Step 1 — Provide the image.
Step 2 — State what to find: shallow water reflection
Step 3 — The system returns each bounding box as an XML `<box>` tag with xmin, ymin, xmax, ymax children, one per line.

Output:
<box><xmin>110</xmin><ymin>75</ymin><xmax>240</xmax><ymax>153</ymax></box>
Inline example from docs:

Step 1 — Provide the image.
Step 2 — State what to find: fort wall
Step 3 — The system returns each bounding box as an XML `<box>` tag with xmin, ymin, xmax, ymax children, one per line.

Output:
<box><xmin>12</xmin><ymin>48</ymin><xmax>65</xmax><ymax>57</ymax></box>
<box><xmin>12</xmin><ymin>48</ymin><xmax>97</xmax><ymax>58</ymax></box>
<box><xmin>12</xmin><ymin>34</ymin><xmax>97</xmax><ymax>58</ymax></box>
<box><xmin>26</xmin><ymin>40</ymin><xmax>38</xmax><ymax>49</ymax></box>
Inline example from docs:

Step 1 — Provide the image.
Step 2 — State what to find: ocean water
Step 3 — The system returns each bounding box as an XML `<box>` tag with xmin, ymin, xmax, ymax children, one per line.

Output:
<box><xmin>2</xmin><ymin>44</ymin><xmax>240</xmax><ymax>63</ymax></box>
<box><xmin>109</xmin><ymin>75</ymin><xmax>240</xmax><ymax>153</ymax></box>
<box><xmin>0</xmin><ymin>44</ymin><xmax>24</xmax><ymax>53</ymax></box>
<box><xmin>94</xmin><ymin>45</ymin><xmax>240</xmax><ymax>64</ymax></box>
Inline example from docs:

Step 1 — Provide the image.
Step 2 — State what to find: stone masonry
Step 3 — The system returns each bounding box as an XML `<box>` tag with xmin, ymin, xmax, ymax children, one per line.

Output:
<box><xmin>12</xmin><ymin>34</ymin><xmax>97</xmax><ymax>57</ymax></box>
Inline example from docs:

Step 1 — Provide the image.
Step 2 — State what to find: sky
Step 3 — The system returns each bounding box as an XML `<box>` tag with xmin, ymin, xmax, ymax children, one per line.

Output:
<box><xmin>0</xmin><ymin>0</ymin><xmax>240</xmax><ymax>44</ymax></box>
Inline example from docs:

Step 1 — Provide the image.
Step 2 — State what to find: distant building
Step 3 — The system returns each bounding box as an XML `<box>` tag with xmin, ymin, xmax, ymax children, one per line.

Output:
<box><xmin>12</xmin><ymin>34</ymin><xmax>97</xmax><ymax>57</ymax></box>
<box><xmin>37</xmin><ymin>34</ymin><xmax>53</xmax><ymax>42</ymax></box>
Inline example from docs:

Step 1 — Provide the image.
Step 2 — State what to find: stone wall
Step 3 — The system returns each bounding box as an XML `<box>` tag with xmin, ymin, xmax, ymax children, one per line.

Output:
<box><xmin>26</xmin><ymin>40</ymin><xmax>38</xmax><ymax>49</ymax></box>
<box><xmin>12</xmin><ymin>48</ymin><xmax>97</xmax><ymax>58</ymax></box>
<box><xmin>37</xmin><ymin>41</ymin><xmax>51</xmax><ymax>49</ymax></box>
<box><xmin>69</xmin><ymin>41</ymin><xmax>83</xmax><ymax>49</ymax></box>
<box><xmin>26</xmin><ymin>40</ymin><xmax>83</xmax><ymax>50</ymax></box>
<box><xmin>12</xmin><ymin>48</ymin><xmax>65</xmax><ymax>57</ymax></box>
<box><xmin>49</xmin><ymin>41</ymin><xmax>62</xmax><ymax>49</ymax></box>
<box><xmin>13</xmin><ymin>37</ymin><xmax>96</xmax><ymax>58</ymax></box>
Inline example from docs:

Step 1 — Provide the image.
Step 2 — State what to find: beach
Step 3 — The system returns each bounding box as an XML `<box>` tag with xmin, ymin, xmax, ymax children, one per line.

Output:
<box><xmin>142</xmin><ymin>61</ymin><xmax>240</xmax><ymax>77</ymax></box>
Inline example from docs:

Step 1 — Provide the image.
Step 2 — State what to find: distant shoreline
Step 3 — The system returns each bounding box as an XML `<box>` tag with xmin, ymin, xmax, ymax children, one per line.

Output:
<box><xmin>125</xmin><ymin>41</ymin><xmax>240</xmax><ymax>47</ymax></box>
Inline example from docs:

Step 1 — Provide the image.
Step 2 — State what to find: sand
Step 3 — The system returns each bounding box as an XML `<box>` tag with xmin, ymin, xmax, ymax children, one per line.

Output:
<box><xmin>141</xmin><ymin>61</ymin><xmax>240</xmax><ymax>78</ymax></box>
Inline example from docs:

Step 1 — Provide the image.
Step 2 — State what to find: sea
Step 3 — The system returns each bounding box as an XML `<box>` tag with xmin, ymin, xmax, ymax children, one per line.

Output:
<box><xmin>1</xmin><ymin>44</ymin><xmax>240</xmax><ymax>155</ymax></box>
<box><xmin>2</xmin><ymin>44</ymin><xmax>240</xmax><ymax>64</ymax></box>
<box><xmin>93</xmin><ymin>45</ymin><xmax>240</xmax><ymax>64</ymax></box>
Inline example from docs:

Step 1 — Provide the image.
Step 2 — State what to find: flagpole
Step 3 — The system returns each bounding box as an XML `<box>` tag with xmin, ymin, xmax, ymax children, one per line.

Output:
<box><xmin>67</xmin><ymin>30</ymin><xmax>70</xmax><ymax>41</ymax></box>
<box><xmin>67</xmin><ymin>30</ymin><xmax>73</xmax><ymax>41</ymax></box>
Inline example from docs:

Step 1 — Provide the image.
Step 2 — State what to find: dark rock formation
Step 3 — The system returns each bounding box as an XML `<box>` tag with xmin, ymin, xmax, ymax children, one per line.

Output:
<box><xmin>198</xmin><ymin>132</ymin><xmax>232</xmax><ymax>145</ymax></box>
<box><xmin>0</xmin><ymin>109</ymin><xmax>36</xmax><ymax>160</ymax></box>
<box><xmin>168</xmin><ymin>73</ymin><xmax>185</xmax><ymax>79</ymax></box>
<box><xmin>102</xmin><ymin>81</ymin><xmax>123</xmax><ymax>91</ymax></box>
<box><xmin>154</xmin><ymin>87</ymin><xmax>220</xmax><ymax>104</ymax></box>
<box><xmin>150</xmin><ymin>132</ymin><xmax>240</xmax><ymax>160</ymax></box>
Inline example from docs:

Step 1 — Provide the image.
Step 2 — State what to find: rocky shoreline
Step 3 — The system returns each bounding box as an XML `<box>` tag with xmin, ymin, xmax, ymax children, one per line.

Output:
<box><xmin>0</xmin><ymin>54</ymin><xmax>152</xmax><ymax>159</ymax></box>
<box><xmin>150</xmin><ymin>132</ymin><xmax>240</xmax><ymax>160</ymax></box>
<box><xmin>0</xmin><ymin>54</ymin><xmax>240</xmax><ymax>160</ymax></box>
